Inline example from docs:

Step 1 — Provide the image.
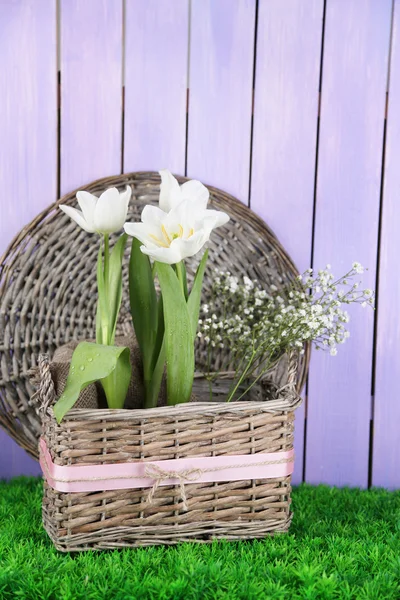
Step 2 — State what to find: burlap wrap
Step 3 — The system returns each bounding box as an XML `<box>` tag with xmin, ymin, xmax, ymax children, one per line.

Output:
<box><xmin>45</xmin><ymin>332</ymin><xmax>168</xmax><ymax>410</ymax></box>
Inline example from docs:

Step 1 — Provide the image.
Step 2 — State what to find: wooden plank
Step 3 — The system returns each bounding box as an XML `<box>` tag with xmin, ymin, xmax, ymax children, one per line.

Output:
<box><xmin>124</xmin><ymin>0</ymin><xmax>188</xmax><ymax>174</ymax></box>
<box><xmin>60</xmin><ymin>0</ymin><xmax>123</xmax><ymax>194</ymax></box>
<box><xmin>250</xmin><ymin>1</ymin><xmax>324</xmax><ymax>483</ymax></box>
<box><xmin>306</xmin><ymin>0</ymin><xmax>392</xmax><ymax>487</ymax></box>
<box><xmin>187</xmin><ymin>0</ymin><xmax>256</xmax><ymax>201</ymax></box>
<box><xmin>0</xmin><ymin>0</ymin><xmax>57</xmax><ymax>477</ymax></box>
<box><xmin>373</xmin><ymin>3</ymin><xmax>400</xmax><ymax>489</ymax></box>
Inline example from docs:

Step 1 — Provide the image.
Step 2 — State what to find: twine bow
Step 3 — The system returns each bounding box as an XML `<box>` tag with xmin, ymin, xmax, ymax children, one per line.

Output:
<box><xmin>144</xmin><ymin>463</ymin><xmax>203</xmax><ymax>511</ymax></box>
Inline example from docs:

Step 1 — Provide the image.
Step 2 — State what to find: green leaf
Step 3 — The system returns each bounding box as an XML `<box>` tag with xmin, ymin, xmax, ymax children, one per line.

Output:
<box><xmin>156</xmin><ymin>262</ymin><xmax>194</xmax><ymax>405</ymax></box>
<box><xmin>100</xmin><ymin>350</ymin><xmax>132</xmax><ymax>410</ymax></box>
<box><xmin>95</xmin><ymin>299</ymin><xmax>102</xmax><ymax>345</ymax></box>
<box><xmin>144</xmin><ymin>340</ymin><xmax>165</xmax><ymax>409</ymax></box>
<box><xmin>53</xmin><ymin>342</ymin><xmax>131</xmax><ymax>423</ymax></box>
<box><xmin>108</xmin><ymin>233</ymin><xmax>128</xmax><ymax>343</ymax></box>
<box><xmin>151</xmin><ymin>293</ymin><xmax>164</xmax><ymax>372</ymax></box>
<box><xmin>187</xmin><ymin>250</ymin><xmax>209</xmax><ymax>339</ymax></box>
<box><xmin>175</xmin><ymin>261</ymin><xmax>188</xmax><ymax>300</ymax></box>
<box><xmin>143</xmin><ymin>294</ymin><xmax>165</xmax><ymax>408</ymax></box>
<box><xmin>129</xmin><ymin>238</ymin><xmax>158</xmax><ymax>380</ymax></box>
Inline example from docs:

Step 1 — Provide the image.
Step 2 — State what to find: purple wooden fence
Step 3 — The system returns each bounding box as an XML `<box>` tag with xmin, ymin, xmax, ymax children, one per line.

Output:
<box><xmin>0</xmin><ymin>0</ymin><xmax>399</xmax><ymax>488</ymax></box>
<box><xmin>373</xmin><ymin>0</ymin><xmax>400</xmax><ymax>489</ymax></box>
<box><xmin>250</xmin><ymin>0</ymin><xmax>324</xmax><ymax>484</ymax></box>
<box><xmin>0</xmin><ymin>0</ymin><xmax>57</xmax><ymax>478</ymax></box>
<box><xmin>306</xmin><ymin>0</ymin><xmax>392</xmax><ymax>487</ymax></box>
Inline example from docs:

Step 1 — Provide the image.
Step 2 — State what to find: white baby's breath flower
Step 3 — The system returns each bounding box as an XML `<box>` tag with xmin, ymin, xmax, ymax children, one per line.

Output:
<box><xmin>352</xmin><ymin>262</ymin><xmax>364</xmax><ymax>274</ymax></box>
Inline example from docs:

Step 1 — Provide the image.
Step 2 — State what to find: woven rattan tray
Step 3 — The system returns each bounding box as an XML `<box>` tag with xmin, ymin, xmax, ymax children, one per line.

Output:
<box><xmin>0</xmin><ymin>172</ymin><xmax>310</xmax><ymax>460</ymax></box>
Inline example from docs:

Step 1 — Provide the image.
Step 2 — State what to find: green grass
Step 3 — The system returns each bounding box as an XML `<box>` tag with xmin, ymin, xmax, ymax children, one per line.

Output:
<box><xmin>0</xmin><ymin>479</ymin><xmax>400</xmax><ymax>599</ymax></box>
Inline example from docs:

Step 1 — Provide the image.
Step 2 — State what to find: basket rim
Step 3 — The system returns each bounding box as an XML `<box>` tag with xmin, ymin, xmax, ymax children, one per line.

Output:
<box><xmin>46</xmin><ymin>396</ymin><xmax>303</xmax><ymax>425</ymax></box>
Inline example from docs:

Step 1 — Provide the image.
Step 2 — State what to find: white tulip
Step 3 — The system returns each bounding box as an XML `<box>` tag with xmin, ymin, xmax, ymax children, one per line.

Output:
<box><xmin>159</xmin><ymin>169</ymin><xmax>210</xmax><ymax>213</ymax></box>
<box><xmin>60</xmin><ymin>186</ymin><xmax>131</xmax><ymax>234</ymax></box>
<box><xmin>124</xmin><ymin>184</ymin><xmax>229</xmax><ymax>265</ymax></box>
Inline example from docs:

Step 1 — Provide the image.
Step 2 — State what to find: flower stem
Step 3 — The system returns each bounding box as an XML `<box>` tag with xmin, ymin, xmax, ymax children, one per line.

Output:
<box><xmin>227</xmin><ymin>346</ymin><xmax>257</xmax><ymax>402</ymax></box>
<box><xmin>104</xmin><ymin>234</ymin><xmax>110</xmax><ymax>292</ymax></box>
<box><xmin>103</xmin><ymin>234</ymin><xmax>110</xmax><ymax>344</ymax></box>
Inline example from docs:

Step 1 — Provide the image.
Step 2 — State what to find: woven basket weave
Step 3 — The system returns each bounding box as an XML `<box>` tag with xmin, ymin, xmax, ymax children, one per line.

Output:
<box><xmin>0</xmin><ymin>172</ymin><xmax>310</xmax><ymax>460</ymax></box>
<box><xmin>39</xmin><ymin>350</ymin><xmax>300</xmax><ymax>551</ymax></box>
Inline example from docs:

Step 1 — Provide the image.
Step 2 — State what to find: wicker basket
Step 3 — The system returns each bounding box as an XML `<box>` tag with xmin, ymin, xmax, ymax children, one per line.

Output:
<box><xmin>0</xmin><ymin>172</ymin><xmax>310</xmax><ymax>461</ymax></box>
<box><xmin>39</xmin><ymin>349</ymin><xmax>300</xmax><ymax>551</ymax></box>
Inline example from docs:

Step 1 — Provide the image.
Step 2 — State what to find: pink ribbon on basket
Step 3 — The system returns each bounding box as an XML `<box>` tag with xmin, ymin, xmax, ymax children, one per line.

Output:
<box><xmin>40</xmin><ymin>438</ymin><xmax>294</xmax><ymax>510</ymax></box>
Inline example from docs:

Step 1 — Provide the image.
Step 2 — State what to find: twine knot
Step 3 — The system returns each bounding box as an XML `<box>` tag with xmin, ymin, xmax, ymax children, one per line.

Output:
<box><xmin>144</xmin><ymin>463</ymin><xmax>203</xmax><ymax>511</ymax></box>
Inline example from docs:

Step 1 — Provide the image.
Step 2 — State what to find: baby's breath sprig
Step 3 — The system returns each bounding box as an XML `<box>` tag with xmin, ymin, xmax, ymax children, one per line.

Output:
<box><xmin>198</xmin><ymin>263</ymin><xmax>374</xmax><ymax>402</ymax></box>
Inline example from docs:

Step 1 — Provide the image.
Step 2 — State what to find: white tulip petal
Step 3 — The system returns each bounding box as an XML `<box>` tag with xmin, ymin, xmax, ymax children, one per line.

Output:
<box><xmin>141</xmin><ymin>204</ymin><xmax>167</xmax><ymax>226</ymax></box>
<box><xmin>112</xmin><ymin>192</ymin><xmax>130</xmax><ymax>232</ymax></box>
<box><xmin>170</xmin><ymin>230</ymin><xmax>208</xmax><ymax>260</ymax></box>
<box><xmin>163</xmin><ymin>202</ymin><xmax>187</xmax><ymax>231</ymax></box>
<box><xmin>140</xmin><ymin>244</ymin><xmax>182</xmax><ymax>265</ymax></box>
<box><xmin>180</xmin><ymin>180</ymin><xmax>209</xmax><ymax>211</ymax></box>
<box><xmin>76</xmin><ymin>191</ymin><xmax>97</xmax><ymax>230</ymax></box>
<box><xmin>120</xmin><ymin>185</ymin><xmax>132</xmax><ymax>211</ymax></box>
<box><xmin>124</xmin><ymin>222</ymin><xmax>160</xmax><ymax>247</ymax></box>
<box><xmin>202</xmin><ymin>209</ymin><xmax>230</xmax><ymax>229</ymax></box>
<box><xmin>94</xmin><ymin>187</ymin><xmax>125</xmax><ymax>233</ymax></box>
<box><xmin>159</xmin><ymin>169</ymin><xmax>181</xmax><ymax>212</ymax></box>
<box><xmin>60</xmin><ymin>204</ymin><xmax>95</xmax><ymax>233</ymax></box>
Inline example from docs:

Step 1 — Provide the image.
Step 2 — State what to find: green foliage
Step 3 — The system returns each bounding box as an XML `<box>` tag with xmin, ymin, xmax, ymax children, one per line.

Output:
<box><xmin>187</xmin><ymin>250</ymin><xmax>208</xmax><ymax>338</ymax></box>
<box><xmin>107</xmin><ymin>233</ymin><xmax>128</xmax><ymax>343</ymax></box>
<box><xmin>1</xmin><ymin>480</ymin><xmax>400</xmax><ymax>599</ymax></box>
<box><xmin>129</xmin><ymin>238</ymin><xmax>159</xmax><ymax>378</ymax></box>
<box><xmin>129</xmin><ymin>239</ymin><xmax>164</xmax><ymax>408</ymax></box>
<box><xmin>156</xmin><ymin>262</ymin><xmax>194</xmax><ymax>405</ymax></box>
<box><xmin>53</xmin><ymin>342</ymin><xmax>131</xmax><ymax>421</ymax></box>
<box><xmin>96</xmin><ymin>234</ymin><xmax>127</xmax><ymax>346</ymax></box>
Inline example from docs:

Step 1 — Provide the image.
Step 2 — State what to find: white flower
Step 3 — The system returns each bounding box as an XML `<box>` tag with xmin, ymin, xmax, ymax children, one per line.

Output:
<box><xmin>60</xmin><ymin>186</ymin><xmax>131</xmax><ymax>234</ymax></box>
<box><xmin>124</xmin><ymin>172</ymin><xmax>229</xmax><ymax>264</ymax></box>
<box><xmin>243</xmin><ymin>276</ymin><xmax>254</xmax><ymax>289</ymax></box>
<box><xmin>158</xmin><ymin>169</ymin><xmax>209</xmax><ymax>213</ymax></box>
<box><xmin>352</xmin><ymin>262</ymin><xmax>364</xmax><ymax>274</ymax></box>
<box><xmin>330</xmin><ymin>347</ymin><xmax>338</xmax><ymax>356</ymax></box>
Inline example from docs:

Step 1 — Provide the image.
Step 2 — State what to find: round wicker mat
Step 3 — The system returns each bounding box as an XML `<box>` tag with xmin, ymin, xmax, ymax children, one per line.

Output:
<box><xmin>0</xmin><ymin>172</ymin><xmax>310</xmax><ymax>459</ymax></box>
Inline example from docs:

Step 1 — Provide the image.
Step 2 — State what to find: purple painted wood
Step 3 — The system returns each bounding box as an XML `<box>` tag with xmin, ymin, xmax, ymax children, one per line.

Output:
<box><xmin>124</xmin><ymin>0</ymin><xmax>188</xmax><ymax>174</ymax></box>
<box><xmin>306</xmin><ymin>0</ymin><xmax>392</xmax><ymax>487</ymax></box>
<box><xmin>60</xmin><ymin>0</ymin><xmax>123</xmax><ymax>194</ymax></box>
<box><xmin>250</xmin><ymin>1</ymin><xmax>324</xmax><ymax>483</ymax></box>
<box><xmin>186</xmin><ymin>0</ymin><xmax>255</xmax><ymax>201</ymax></box>
<box><xmin>373</xmin><ymin>4</ymin><xmax>400</xmax><ymax>489</ymax></box>
<box><xmin>0</xmin><ymin>0</ymin><xmax>57</xmax><ymax>477</ymax></box>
